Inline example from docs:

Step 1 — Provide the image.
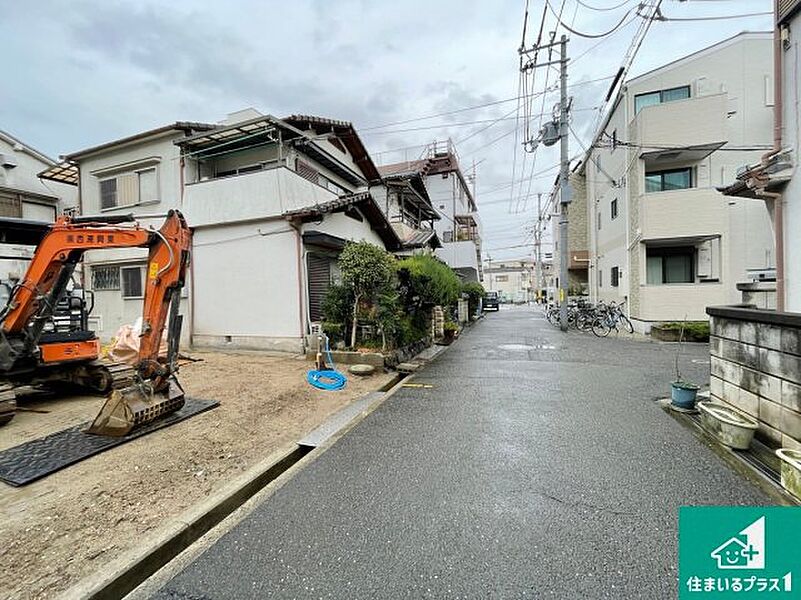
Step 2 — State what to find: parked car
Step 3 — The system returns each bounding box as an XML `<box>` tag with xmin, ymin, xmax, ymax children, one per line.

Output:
<box><xmin>484</xmin><ymin>291</ymin><xmax>500</xmax><ymax>311</ymax></box>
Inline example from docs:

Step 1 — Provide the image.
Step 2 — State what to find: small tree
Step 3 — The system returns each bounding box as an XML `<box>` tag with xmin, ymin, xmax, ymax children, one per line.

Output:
<box><xmin>338</xmin><ymin>241</ymin><xmax>396</xmax><ymax>348</ymax></box>
<box><xmin>397</xmin><ymin>254</ymin><xmax>461</xmax><ymax>308</ymax></box>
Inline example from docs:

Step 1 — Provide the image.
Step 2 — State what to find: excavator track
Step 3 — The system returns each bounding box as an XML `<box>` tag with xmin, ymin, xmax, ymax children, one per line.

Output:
<box><xmin>0</xmin><ymin>384</ymin><xmax>16</xmax><ymax>426</ymax></box>
<box><xmin>0</xmin><ymin>360</ymin><xmax>137</xmax><ymax>427</ymax></box>
<box><xmin>81</xmin><ymin>360</ymin><xmax>137</xmax><ymax>393</ymax></box>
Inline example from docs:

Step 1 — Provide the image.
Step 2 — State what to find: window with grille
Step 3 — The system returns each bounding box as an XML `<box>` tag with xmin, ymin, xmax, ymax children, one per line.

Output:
<box><xmin>611</xmin><ymin>266</ymin><xmax>619</xmax><ymax>287</ymax></box>
<box><xmin>92</xmin><ymin>265</ymin><xmax>120</xmax><ymax>290</ymax></box>
<box><xmin>100</xmin><ymin>178</ymin><xmax>117</xmax><ymax>209</ymax></box>
<box><xmin>121</xmin><ymin>266</ymin><xmax>144</xmax><ymax>298</ymax></box>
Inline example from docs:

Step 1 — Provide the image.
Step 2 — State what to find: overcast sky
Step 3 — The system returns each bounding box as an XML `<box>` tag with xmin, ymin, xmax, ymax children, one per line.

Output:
<box><xmin>1</xmin><ymin>0</ymin><xmax>772</xmax><ymax>262</ymax></box>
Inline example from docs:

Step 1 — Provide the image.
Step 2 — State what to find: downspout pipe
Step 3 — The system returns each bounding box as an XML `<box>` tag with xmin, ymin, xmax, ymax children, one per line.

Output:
<box><xmin>289</xmin><ymin>219</ymin><xmax>307</xmax><ymax>354</ymax></box>
<box><xmin>770</xmin><ymin>1</ymin><xmax>785</xmax><ymax>310</ymax></box>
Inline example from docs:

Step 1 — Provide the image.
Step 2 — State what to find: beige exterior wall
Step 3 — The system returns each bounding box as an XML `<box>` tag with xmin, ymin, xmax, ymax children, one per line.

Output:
<box><xmin>552</xmin><ymin>170</ymin><xmax>589</xmax><ymax>294</ymax></box>
<box><xmin>584</xmin><ymin>32</ymin><xmax>776</xmax><ymax>329</ymax></box>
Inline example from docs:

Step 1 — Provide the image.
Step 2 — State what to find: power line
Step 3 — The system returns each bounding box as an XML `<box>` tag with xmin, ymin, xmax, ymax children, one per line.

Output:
<box><xmin>655</xmin><ymin>10</ymin><xmax>773</xmax><ymax>21</ymax></box>
<box><xmin>576</xmin><ymin>0</ymin><xmax>636</xmax><ymax>11</ymax></box>
<box><xmin>359</xmin><ymin>89</ymin><xmax>548</xmax><ymax>132</ymax></box>
<box><xmin>545</xmin><ymin>0</ymin><xmax>636</xmax><ymax>38</ymax></box>
<box><xmin>363</xmin><ymin>106</ymin><xmax>601</xmax><ymax>137</ymax></box>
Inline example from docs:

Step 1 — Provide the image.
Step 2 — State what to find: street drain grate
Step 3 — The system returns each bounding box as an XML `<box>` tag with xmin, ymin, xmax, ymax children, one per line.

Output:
<box><xmin>0</xmin><ymin>398</ymin><xmax>218</xmax><ymax>486</ymax></box>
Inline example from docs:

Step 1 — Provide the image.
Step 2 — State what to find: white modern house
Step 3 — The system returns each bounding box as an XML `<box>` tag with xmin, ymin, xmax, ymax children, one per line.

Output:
<box><xmin>378</xmin><ymin>140</ymin><xmax>483</xmax><ymax>281</ymax></box>
<box><xmin>0</xmin><ymin>129</ymin><xmax>78</xmax><ymax>294</ymax></box>
<box><xmin>580</xmin><ymin>31</ymin><xmax>776</xmax><ymax>330</ymax></box>
<box><xmin>47</xmin><ymin>109</ymin><xmax>400</xmax><ymax>352</ymax></box>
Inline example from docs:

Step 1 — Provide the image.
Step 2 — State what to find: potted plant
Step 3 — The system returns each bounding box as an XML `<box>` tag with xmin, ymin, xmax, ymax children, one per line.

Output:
<box><xmin>438</xmin><ymin>322</ymin><xmax>459</xmax><ymax>346</ymax></box>
<box><xmin>671</xmin><ymin>319</ymin><xmax>699</xmax><ymax>409</ymax></box>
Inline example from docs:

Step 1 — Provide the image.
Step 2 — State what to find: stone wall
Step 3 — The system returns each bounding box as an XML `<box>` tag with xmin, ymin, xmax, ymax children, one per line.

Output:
<box><xmin>707</xmin><ymin>305</ymin><xmax>801</xmax><ymax>450</ymax></box>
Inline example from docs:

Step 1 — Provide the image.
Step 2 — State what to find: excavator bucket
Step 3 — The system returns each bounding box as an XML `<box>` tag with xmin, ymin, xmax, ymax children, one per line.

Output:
<box><xmin>86</xmin><ymin>377</ymin><xmax>185</xmax><ymax>437</ymax></box>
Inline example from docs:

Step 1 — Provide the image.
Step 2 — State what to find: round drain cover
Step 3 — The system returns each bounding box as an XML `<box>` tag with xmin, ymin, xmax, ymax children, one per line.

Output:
<box><xmin>348</xmin><ymin>364</ymin><xmax>376</xmax><ymax>376</ymax></box>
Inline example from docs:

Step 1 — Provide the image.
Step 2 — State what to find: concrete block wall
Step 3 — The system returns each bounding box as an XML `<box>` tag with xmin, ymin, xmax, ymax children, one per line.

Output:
<box><xmin>707</xmin><ymin>305</ymin><xmax>801</xmax><ymax>450</ymax></box>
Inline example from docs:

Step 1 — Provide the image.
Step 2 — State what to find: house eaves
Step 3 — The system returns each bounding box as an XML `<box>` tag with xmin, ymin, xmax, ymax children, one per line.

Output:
<box><xmin>283</xmin><ymin>114</ymin><xmax>381</xmax><ymax>182</ymax></box>
<box><xmin>283</xmin><ymin>191</ymin><xmax>401</xmax><ymax>251</ymax></box>
<box><xmin>66</xmin><ymin>121</ymin><xmax>217</xmax><ymax>161</ymax></box>
<box><xmin>0</xmin><ymin>129</ymin><xmax>57</xmax><ymax>166</ymax></box>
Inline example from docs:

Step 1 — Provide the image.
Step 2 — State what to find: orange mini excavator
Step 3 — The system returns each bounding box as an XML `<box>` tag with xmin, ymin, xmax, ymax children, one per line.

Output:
<box><xmin>0</xmin><ymin>210</ymin><xmax>191</xmax><ymax>435</ymax></box>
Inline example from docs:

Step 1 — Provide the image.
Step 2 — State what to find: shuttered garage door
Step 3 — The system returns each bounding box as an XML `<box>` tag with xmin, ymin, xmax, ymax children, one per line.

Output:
<box><xmin>307</xmin><ymin>254</ymin><xmax>332</xmax><ymax>322</ymax></box>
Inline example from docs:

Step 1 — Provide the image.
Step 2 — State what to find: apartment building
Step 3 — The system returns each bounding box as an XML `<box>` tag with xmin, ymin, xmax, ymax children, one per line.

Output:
<box><xmin>378</xmin><ymin>141</ymin><xmax>483</xmax><ymax>281</ymax></box>
<box><xmin>48</xmin><ymin>109</ymin><xmax>399</xmax><ymax>352</ymax></box>
<box><xmin>484</xmin><ymin>258</ymin><xmax>537</xmax><ymax>303</ymax></box>
<box><xmin>581</xmin><ymin>31</ymin><xmax>775</xmax><ymax>330</ymax></box>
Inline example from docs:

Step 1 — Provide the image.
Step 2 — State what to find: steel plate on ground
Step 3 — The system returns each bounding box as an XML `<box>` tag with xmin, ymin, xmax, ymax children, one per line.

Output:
<box><xmin>0</xmin><ymin>398</ymin><xmax>219</xmax><ymax>486</ymax></box>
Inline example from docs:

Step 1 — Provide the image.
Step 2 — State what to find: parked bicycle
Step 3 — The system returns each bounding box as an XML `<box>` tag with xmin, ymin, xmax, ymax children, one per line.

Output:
<box><xmin>544</xmin><ymin>299</ymin><xmax>634</xmax><ymax>337</ymax></box>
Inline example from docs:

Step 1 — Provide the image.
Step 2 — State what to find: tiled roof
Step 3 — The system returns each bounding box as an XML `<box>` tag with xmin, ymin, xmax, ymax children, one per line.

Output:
<box><xmin>283</xmin><ymin>192</ymin><xmax>401</xmax><ymax>250</ymax></box>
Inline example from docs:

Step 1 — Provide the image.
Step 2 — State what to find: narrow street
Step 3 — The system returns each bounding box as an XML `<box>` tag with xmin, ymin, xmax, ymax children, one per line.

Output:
<box><xmin>153</xmin><ymin>307</ymin><xmax>769</xmax><ymax>599</ymax></box>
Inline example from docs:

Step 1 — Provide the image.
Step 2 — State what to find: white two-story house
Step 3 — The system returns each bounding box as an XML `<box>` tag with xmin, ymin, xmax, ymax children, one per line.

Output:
<box><xmin>59</xmin><ymin>109</ymin><xmax>399</xmax><ymax>352</ymax></box>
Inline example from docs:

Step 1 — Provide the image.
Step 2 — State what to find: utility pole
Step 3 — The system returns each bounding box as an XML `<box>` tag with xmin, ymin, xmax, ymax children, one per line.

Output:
<box><xmin>534</xmin><ymin>192</ymin><xmax>543</xmax><ymax>303</ymax></box>
<box><xmin>557</xmin><ymin>34</ymin><xmax>571</xmax><ymax>332</ymax></box>
<box><xmin>519</xmin><ymin>34</ymin><xmax>571</xmax><ymax>329</ymax></box>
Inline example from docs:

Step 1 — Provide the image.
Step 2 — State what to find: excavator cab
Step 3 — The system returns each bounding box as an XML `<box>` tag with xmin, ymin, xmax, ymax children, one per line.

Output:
<box><xmin>0</xmin><ymin>210</ymin><xmax>192</xmax><ymax>435</ymax></box>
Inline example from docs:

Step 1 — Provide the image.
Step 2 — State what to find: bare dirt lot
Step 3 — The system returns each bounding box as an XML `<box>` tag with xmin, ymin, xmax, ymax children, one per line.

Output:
<box><xmin>0</xmin><ymin>351</ymin><xmax>392</xmax><ymax>599</ymax></box>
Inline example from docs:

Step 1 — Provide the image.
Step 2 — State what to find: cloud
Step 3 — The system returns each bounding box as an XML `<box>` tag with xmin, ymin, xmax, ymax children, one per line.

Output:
<box><xmin>0</xmin><ymin>0</ymin><xmax>773</xmax><ymax>260</ymax></box>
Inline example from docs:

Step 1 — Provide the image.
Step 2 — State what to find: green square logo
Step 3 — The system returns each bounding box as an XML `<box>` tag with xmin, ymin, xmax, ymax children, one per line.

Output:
<box><xmin>680</xmin><ymin>507</ymin><xmax>801</xmax><ymax>598</ymax></box>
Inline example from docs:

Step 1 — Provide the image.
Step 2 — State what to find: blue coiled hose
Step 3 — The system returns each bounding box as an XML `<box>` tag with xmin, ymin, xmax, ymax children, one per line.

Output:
<box><xmin>307</xmin><ymin>335</ymin><xmax>347</xmax><ymax>391</ymax></box>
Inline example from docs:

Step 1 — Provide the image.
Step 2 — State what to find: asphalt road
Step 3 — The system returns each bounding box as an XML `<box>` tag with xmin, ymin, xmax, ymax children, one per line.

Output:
<box><xmin>152</xmin><ymin>307</ymin><xmax>769</xmax><ymax>599</ymax></box>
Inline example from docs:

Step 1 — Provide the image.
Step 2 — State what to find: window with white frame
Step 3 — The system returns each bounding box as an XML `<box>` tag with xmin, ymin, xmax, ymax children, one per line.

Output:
<box><xmin>99</xmin><ymin>165</ymin><xmax>159</xmax><ymax>209</ymax></box>
<box><xmin>121</xmin><ymin>265</ymin><xmax>145</xmax><ymax>298</ymax></box>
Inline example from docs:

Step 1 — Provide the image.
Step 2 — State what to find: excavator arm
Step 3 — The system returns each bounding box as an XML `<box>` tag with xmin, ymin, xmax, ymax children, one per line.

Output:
<box><xmin>0</xmin><ymin>210</ymin><xmax>192</xmax><ymax>435</ymax></box>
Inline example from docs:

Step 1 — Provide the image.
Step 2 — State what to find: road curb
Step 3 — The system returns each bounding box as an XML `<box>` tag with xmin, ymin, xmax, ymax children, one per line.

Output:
<box><xmin>62</xmin><ymin>370</ymin><xmax>418</xmax><ymax>600</ymax></box>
